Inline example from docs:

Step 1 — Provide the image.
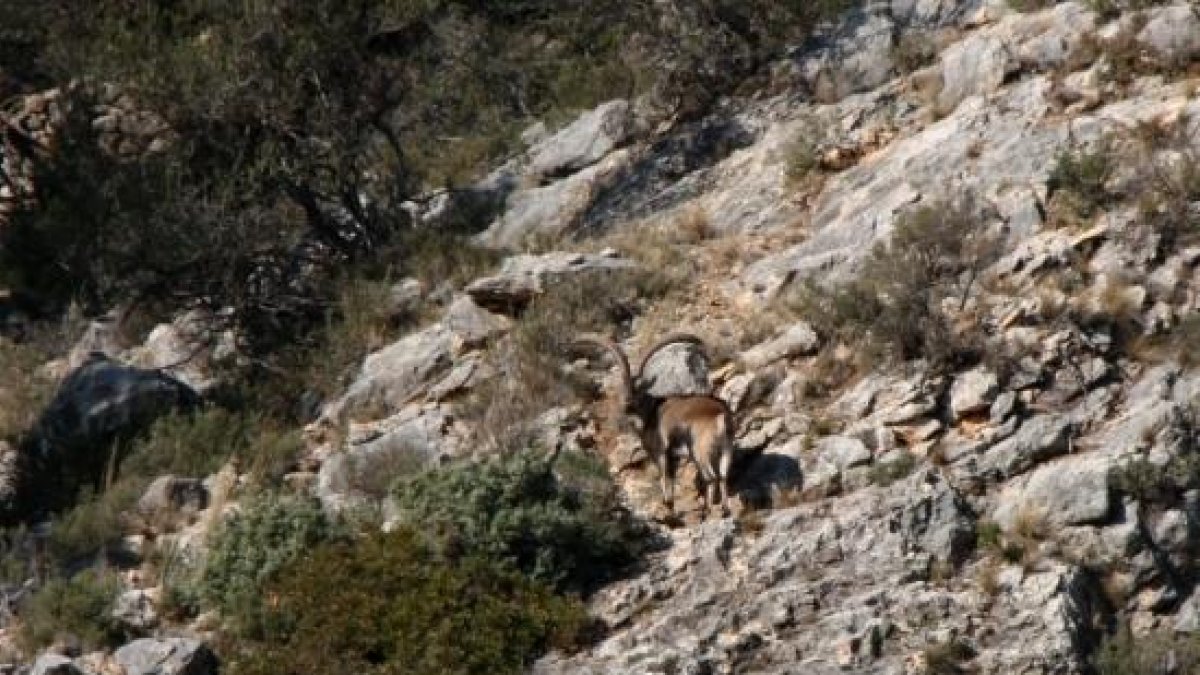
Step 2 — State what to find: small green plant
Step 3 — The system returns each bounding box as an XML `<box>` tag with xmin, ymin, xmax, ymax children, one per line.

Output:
<box><xmin>1048</xmin><ymin>140</ymin><xmax>1116</xmax><ymax>223</ymax></box>
<box><xmin>893</xmin><ymin>30</ymin><xmax>939</xmax><ymax>73</ymax></box>
<box><xmin>47</xmin><ymin>481</ymin><xmax>141</xmax><ymax>565</ymax></box>
<box><xmin>869</xmin><ymin>452</ymin><xmax>917</xmax><ymax>487</ymax></box>
<box><xmin>974</xmin><ymin>520</ymin><xmax>1003</xmax><ymax>551</ymax></box>
<box><xmin>391</xmin><ymin>448</ymin><xmax>650</xmax><ymax>594</ymax></box>
<box><xmin>219</xmin><ymin>527</ymin><xmax>587</xmax><ymax>675</ymax></box>
<box><xmin>200</xmin><ymin>494</ymin><xmax>340</xmax><ymax>637</ymax></box>
<box><xmin>923</xmin><ymin>637</ymin><xmax>975</xmax><ymax>675</ymax></box>
<box><xmin>18</xmin><ymin>568</ymin><xmax>124</xmax><ymax>652</ymax></box>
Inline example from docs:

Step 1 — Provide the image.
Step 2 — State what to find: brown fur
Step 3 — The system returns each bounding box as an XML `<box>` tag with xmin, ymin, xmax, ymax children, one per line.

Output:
<box><xmin>575</xmin><ymin>334</ymin><xmax>736</xmax><ymax>518</ymax></box>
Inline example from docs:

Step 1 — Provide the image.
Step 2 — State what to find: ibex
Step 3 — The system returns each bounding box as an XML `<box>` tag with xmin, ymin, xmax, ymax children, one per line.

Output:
<box><xmin>575</xmin><ymin>333</ymin><xmax>735</xmax><ymax>518</ymax></box>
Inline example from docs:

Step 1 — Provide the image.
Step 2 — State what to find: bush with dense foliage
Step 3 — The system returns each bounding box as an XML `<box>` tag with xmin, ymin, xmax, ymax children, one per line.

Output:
<box><xmin>18</xmin><ymin>567</ymin><xmax>124</xmax><ymax>652</ymax></box>
<box><xmin>220</xmin><ymin>527</ymin><xmax>587</xmax><ymax>675</ymax></box>
<box><xmin>199</xmin><ymin>494</ymin><xmax>340</xmax><ymax>636</ymax></box>
<box><xmin>391</xmin><ymin>449</ymin><xmax>649</xmax><ymax>594</ymax></box>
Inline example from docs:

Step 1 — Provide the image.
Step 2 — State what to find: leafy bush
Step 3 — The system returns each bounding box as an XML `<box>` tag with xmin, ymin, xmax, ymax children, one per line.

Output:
<box><xmin>1047</xmin><ymin>140</ymin><xmax>1116</xmax><ymax>223</ymax></box>
<box><xmin>200</xmin><ymin>494</ymin><xmax>340</xmax><ymax>636</ymax></box>
<box><xmin>18</xmin><ymin>568</ymin><xmax>124</xmax><ymax>652</ymax></box>
<box><xmin>220</xmin><ymin>527</ymin><xmax>587</xmax><ymax>675</ymax></box>
<box><xmin>46</xmin><ymin>481</ymin><xmax>141</xmax><ymax>566</ymax></box>
<box><xmin>786</xmin><ymin>200</ymin><xmax>999</xmax><ymax>372</ymax></box>
<box><xmin>391</xmin><ymin>449</ymin><xmax>649</xmax><ymax>595</ymax></box>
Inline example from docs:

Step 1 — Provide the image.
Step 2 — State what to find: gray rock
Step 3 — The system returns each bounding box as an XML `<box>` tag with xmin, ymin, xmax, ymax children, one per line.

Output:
<box><xmin>388</xmin><ymin>278</ymin><xmax>425</xmax><ymax>319</ymax></box>
<box><xmin>324</xmin><ymin>325</ymin><xmax>456</xmax><ymax>421</ymax></box>
<box><xmin>740</xmin><ymin>322</ymin><xmax>819</xmax><ymax>369</ymax></box>
<box><xmin>949</xmin><ymin>367</ymin><xmax>999</xmax><ymax>420</ymax></box>
<box><xmin>464</xmin><ymin>251</ymin><xmax>638</xmax><ymax>314</ymax></box>
<box><xmin>111</xmin><ymin>588</ymin><xmax>158</xmax><ymax>632</ymax></box>
<box><xmin>935</xmin><ymin>33</ymin><xmax>1013</xmax><ymax>115</ymax></box>
<box><xmin>476</xmin><ymin>150</ymin><xmax>632</xmax><ymax>249</ymax></box>
<box><xmin>976</xmin><ymin>414</ymin><xmax>1072</xmax><ymax>481</ymax></box>
<box><xmin>896</xmin><ymin>471</ymin><xmax>977</xmax><ymax>565</ymax></box>
<box><xmin>443</xmin><ymin>295</ymin><xmax>509</xmax><ymax>349</ymax></box>
<box><xmin>638</xmin><ymin>342</ymin><xmax>711</xmax><ymax>398</ymax></box>
<box><xmin>993</xmin><ymin>454</ymin><xmax>1113</xmax><ymax>529</ymax></box>
<box><xmin>816</xmin><ymin>435</ymin><xmax>872</xmax><ymax>470</ymax></box>
<box><xmin>136</xmin><ymin>476</ymin><xmax>208</xmax><ymax>525</ymax></box>
<box><xmin>797</xmin><ymin>10</ymin><xmax>896</xmax><ymax>102</ymax></box>
<box><xmin>319</xmin><ymin>406</ymin><xmax>451</xmax><ymax>514</ymax></box>
<box><xmin>529</xmin><ymin>100</ymin><xmax>632</xmax><ymax>178</ymax></box>
<box><xmin>31</xmin><ymin>655</ymin><xmax>82</xmax><ymax>675</ymax></box>
<box><xmin>1138</xmin><ymin>5</ymin><xmax>1200</xmax><ymax>63</ymax></box>
<box><xmin>129</xmin><ymin>310</ymin><xmax>230</xmax><ymax>393</ymax></box>
<box><xmin>114</xmin><ymin>638</ymin><xmax>218</xmax><ymax>675</ymax></box>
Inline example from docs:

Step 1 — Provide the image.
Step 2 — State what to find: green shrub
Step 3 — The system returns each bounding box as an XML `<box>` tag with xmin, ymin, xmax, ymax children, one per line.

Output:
<box><xmin>46</xmin><ymin>481</ymin><xmax>141</xmax><ymax>566</ymax></box>
<box><xmin>1048</xmin><ymin>140</ymin><xmax>1116</xmax><ymax>223</ymax></box>
<box><xmin>786</xmin><ymin>200</ymin><xmax>999</xmax><ymax>372</ymax></box>
<box><xmin>19</xmin><ymin>568</ymin><xmax>124</xmax><ymax>652</ymax></box>
<box><xmin>200</xmin><ymin>494</ymin><xmax>340</xmax><ymax>636</ymax></box>
<box><xmin>123</xmin><ymin>408</ymin><xmax>258</xmax><ymax>480</ymax></box>
<box><xmin>391</xmin><ymin>449</ymin><xmax>649</xmax><ymax>595</ymax></box>
<box><xmin>869</xmin><ymin>452</ymin><xmax>917</xmax><ymax>487</ymax></box>
<box><xmin>220</xmin><ymin>528</ymin><xmax>587</xmax><ymax>675</ymax></box>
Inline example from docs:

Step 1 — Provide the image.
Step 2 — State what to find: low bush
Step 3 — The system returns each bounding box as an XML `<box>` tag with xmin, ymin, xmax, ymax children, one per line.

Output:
<box><xmin>46</xmin><ymin>481</ymin><xmax>141</xmax><ymax>566</ymax></box>
<box><xmin>391</xmin><ymin>449</ymin><xmax>650</xmax><ymax>595</ymax></box>
<box><xmin>1047</xmin><ymin>140</ymin><xmax>1116</xmax><ymax>224</ymax></box>
<box><xmin>199</xmin><ymin>494</ymin><xmax>340</xmax><ymax>637</ymax></box>
<box><xmin>18</xmin><ymin>568</ymin><xmax>124</xmax><ymax>652</ymax></box>
<box><xmin>220</xmin><ymin>527</ymin><xmax>587</xmax><ymax>675</ymax></box>
<box><xmin>786</xmin><ymin>200</ymin><xmax>999</xmax><ymax>373</ymax></box>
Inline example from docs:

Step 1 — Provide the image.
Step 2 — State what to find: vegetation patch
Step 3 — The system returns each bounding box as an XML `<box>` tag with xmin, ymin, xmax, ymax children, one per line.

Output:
<box><xmin>391</xmin><ymin>448</ymin><xmax>651</xmax><ymax>595</ymax></box>
<box><xmin>219</xmin><ymin>527</ymin><xmax>587</xmax><ymax>675</ymax></box>
<box><xmin>18</xmin><ymin>568</ymin><xmax>124</xmax><ymax>653</ymax></box>
<box><xmin>785</xmin><ymin>200</ymin><xmax>999</xmax><ymax>374</ymax></box>
<box><xmin>199</xmin><ymin>494</ymin><xmax>341</xmax><ymax>638</ymax></box>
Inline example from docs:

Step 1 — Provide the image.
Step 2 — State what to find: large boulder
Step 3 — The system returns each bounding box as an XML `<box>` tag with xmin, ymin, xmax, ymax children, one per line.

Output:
<box><xmin>529</xmin><ymin>99</ymin><xmax>633</xmax><ymax>178</ymax></box>
<box><xmin>464</xmin><ymin>251</ymin><xmax>638</xmax><ymax>314</ymax></box>
<box><xmin>12</xmin><ymin>356</ymin><xmax>198</xmax><ymax>520</ymax></box>
<box><xmin>114</xmin><ymin>638</ymin><xmax>218</xmax><ymax>675</ymax></box>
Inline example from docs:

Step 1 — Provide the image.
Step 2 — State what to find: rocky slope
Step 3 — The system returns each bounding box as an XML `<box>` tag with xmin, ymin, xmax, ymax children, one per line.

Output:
<box><xmin>10</xmin><ymin>0</ymin><xmax>1200</xmax><ymax>673</ymax></box>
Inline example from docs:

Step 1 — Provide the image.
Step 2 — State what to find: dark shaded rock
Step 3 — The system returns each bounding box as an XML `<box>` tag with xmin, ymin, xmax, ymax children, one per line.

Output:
<box><xmin>10</xmin><ymin>355</ymin><xmax>198</xmax><ymax>521</ymax></box>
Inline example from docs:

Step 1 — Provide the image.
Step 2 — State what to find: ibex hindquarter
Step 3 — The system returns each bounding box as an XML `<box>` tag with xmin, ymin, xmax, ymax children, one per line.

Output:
<box><xmin>650</xmin><ymin>395</ymin><xmax>735</xmax><ymax>517</ymax></box>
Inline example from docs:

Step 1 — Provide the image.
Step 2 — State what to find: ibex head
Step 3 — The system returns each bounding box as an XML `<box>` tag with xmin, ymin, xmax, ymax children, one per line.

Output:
<box><xmin>573</xmin><ymin>332</ymin><xmax>709</xmax><ymax>418</ymax></box>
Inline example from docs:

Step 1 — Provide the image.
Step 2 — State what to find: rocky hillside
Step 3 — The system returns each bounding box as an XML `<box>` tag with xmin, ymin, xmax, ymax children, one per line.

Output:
<box><xmin>3</xmin><ymin>0</ymin><xmax>1200</xmax><ymax>673</ymax></box>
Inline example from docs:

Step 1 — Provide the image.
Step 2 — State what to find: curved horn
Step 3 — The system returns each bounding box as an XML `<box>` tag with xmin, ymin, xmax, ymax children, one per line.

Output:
<box><xmin>573</xmin><ymin>333</ymin><xmax>634</xmax><ymax>408</ymax></box>
<box><xmin>635</xmin><ymin>333</ymin><xmax>709</xmax><ymax>379</ymax></box>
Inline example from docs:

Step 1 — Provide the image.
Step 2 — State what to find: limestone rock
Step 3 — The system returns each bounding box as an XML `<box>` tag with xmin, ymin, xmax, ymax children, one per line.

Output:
<box><xmin>529</xmin><ymin>99</ymin><xmax>632</xmax><ymax>178</ymax></box>
<box><xmin>1138</xmin><ymin>5</ymin><xmax>1200</xmax><ymax>63</ymax></box>
<box><xmin>464</xmin><ymin>251</ymin><xmax>638</xmax><ymax>314</ymax></box>
<box><xmin>740</xmin><ymin>322</ymin><xmax>819</xmax><ymax>370</ymax></box>
<box><xmin>114</xmin><ymin>638</ymin><xmax>218</xmax><ymax>675</ymax></box>
<box><xmin>638</xmin><ymin>341</ymin><xmax>711</xmax><ymax>398</ymax></box>
<box><xmin>993</xmin><ymin>454</ymin><xmax>1113</xmax><ymax>529</ymax></box>
<box><xmin>949</xmin><ymin>367</ymin><xmax>999</xmax><ymax>420</ymax></box>
<box><xmin>111</xmin><ymin>589</ymin><xmax>158</xmax><ymax>633</ymax></box>
<box><xmin>31</xmin><ymin>655</ymin><xmax>83</xmax><ymax>675</ymax></box>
